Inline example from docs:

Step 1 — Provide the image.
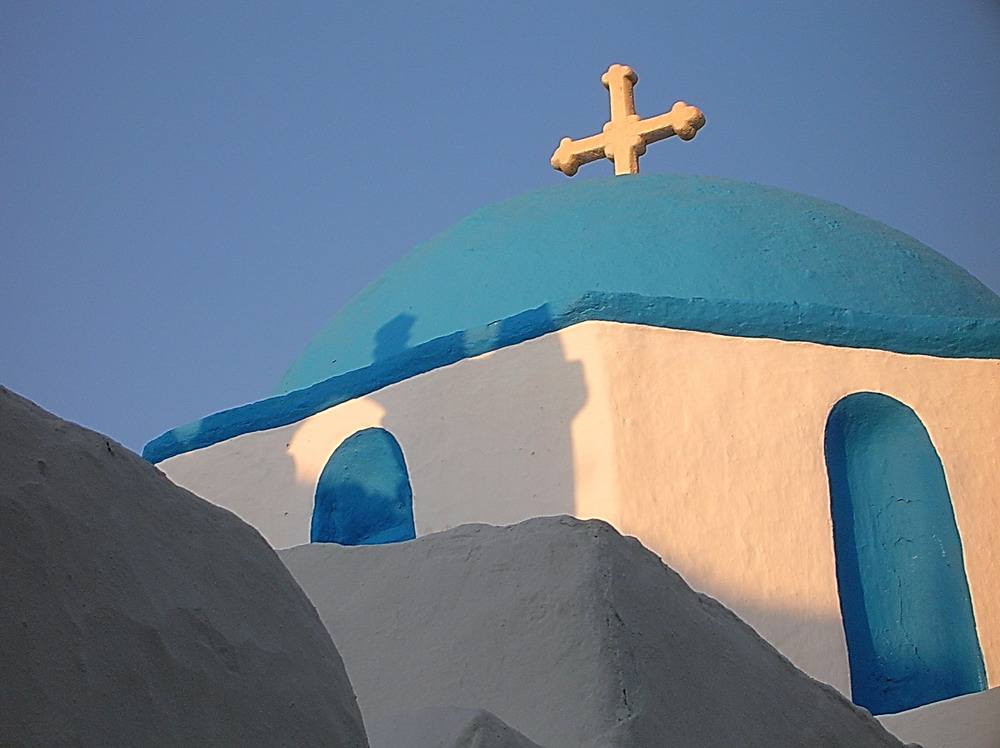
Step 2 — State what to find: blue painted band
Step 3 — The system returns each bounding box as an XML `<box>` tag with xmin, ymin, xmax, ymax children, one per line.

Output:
<box><xmin>143</xmin><ymin>290</ymin><xmax>1000</xmax><ymax>464</ymax></box>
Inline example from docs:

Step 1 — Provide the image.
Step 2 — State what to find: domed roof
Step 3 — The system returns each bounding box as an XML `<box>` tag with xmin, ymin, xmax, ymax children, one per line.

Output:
<box><xmin>275</xmin><ymin>174</ymin><xmax>1000</xmax><ymax>395</ymax></box>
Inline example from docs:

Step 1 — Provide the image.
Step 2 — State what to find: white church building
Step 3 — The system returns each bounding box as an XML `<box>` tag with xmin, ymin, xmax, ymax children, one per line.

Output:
<box><xmin>145</xmin><ymin>69</ymin><xmax>1000</xmax><ymax>720</ymax></box>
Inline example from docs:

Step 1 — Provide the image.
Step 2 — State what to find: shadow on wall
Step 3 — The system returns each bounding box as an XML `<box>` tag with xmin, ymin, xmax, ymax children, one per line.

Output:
<box><xmin>309</xmin><ymin>307</ymin><xmax>588</xmax><ymax>541</ymax></box>
<box><xmin>824</xmin><ymin>391</ymin><xmax>987</xmax><ymax>715</ymax></box>
<box><xmin>690</xmin><ymin>597</ymin><xmax>854</xmax><ymax>699</ymax></box>
<box><xmin>374</xmin><ymin>313</ymin><xmax>417</xmax><ymax>362</ymax></box>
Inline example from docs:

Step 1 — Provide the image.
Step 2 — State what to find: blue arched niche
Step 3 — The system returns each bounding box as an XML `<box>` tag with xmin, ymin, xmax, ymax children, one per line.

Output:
<box><xmin>824</xmin><ymin>392</ymin><xmax>986</xmax><ymax>715</ymax></box>
<box><xmin>311</xmin><ymin>427</ymin><xmax>416</xmax><ymax>545</ymax></box>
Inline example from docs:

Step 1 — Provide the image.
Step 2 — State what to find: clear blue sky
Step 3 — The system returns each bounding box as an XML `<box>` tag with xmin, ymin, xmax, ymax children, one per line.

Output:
<box><xmin>2</xmin><ymin>2</ymin><xmax>998</xmax><ymax>452</ymax></box>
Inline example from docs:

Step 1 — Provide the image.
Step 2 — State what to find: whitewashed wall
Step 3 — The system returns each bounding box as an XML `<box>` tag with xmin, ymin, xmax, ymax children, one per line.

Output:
<box><xmin>158</xmin><ymin>321</ymin><xmax>1000</xmax><ymax>697</ymax></box>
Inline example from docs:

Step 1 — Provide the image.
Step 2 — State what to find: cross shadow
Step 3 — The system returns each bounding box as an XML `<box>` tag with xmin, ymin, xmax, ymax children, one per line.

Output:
<box><xmin>373</xmin><ymin>314</ymin><xmax>417</xmax><ymax>363</ymax></box>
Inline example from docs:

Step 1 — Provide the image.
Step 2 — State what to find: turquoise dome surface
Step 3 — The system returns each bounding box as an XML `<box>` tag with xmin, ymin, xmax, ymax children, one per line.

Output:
<box><xmin>145</xmin><ymin>173</ymin><xmax>1000</xmax><ymax>463</ymax></box>
<box><xmin>276</xmin><ymin>174</ymin><xmax>1000</xmax><ymax>395</ymax></box>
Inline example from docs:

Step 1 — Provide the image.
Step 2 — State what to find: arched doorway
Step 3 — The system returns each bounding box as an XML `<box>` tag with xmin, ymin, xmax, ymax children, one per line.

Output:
<box><xmin>311</xmin><ymin>427</ymin><xmax>416</xmax><ymax>545</ymax></box>
<box><xmin>824</xmin><ymin>392</ymin><xmax>985</xmax><ymax>714</ymax></box>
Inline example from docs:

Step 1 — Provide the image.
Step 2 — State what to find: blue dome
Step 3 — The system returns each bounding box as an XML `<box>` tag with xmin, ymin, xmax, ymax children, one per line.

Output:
<box><xmin>276</xmin><ymin>174</ymin><xmax>1000</xmax><ymax>395</ymax></box>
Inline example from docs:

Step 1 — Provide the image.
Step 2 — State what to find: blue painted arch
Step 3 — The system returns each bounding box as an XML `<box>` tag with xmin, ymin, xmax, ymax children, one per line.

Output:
<box><xmin>311</xmin><ymin>427</ymin><xmax>416</xmax><ymax>546</ymax></box>
<box><xmin>824</xmin><ymin>392</ymin><xmax>986</xmax><ymax>714</ymax></box>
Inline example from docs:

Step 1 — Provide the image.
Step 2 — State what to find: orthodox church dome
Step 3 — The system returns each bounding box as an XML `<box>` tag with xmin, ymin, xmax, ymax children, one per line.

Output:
<box><xmin>276</xmin><ymin>174</ymin><xmax>1000</xmax><ymax>395</ymax></box>
<box><xmin>141</xmin><ymin>132</ymin><xmax>1000</xmax><ymax>732</ymax></box>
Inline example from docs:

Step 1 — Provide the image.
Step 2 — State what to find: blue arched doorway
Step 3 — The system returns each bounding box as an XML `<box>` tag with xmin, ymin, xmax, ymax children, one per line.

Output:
<box><xmin>311</xmin><ymin>427</ymin><xmax>416</xmax><ymax>545</ymax></box>
<box><xmin>824</xmin><ymin>392</ymin><xmax>986</xmax><ymax>714</ymax></box>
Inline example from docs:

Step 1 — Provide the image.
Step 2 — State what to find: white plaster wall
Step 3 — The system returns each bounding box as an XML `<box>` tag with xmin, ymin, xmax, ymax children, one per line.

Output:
<box><xmin>159</xmin><ymin>397</ymin><xmax>387</xmax><ymax>550</ymax></box>
<box><xmin>159</xmin><ymin>329</ymin><xmax>587</xmax><ymax>549</ymax></box>
<box><xmin>580</xmin><ymin>322</ymin><xmax>1000</xmax><ymax>695</ymax></box>
<box><xmin>878</xmin><ymin>686</ymin><xmax>1000</xmax><ymax>748</ymax></box>
<box><xmin>158</xmin><ymin>321</ymin><xmax>1000</xmax><ymax>698</ymax></box>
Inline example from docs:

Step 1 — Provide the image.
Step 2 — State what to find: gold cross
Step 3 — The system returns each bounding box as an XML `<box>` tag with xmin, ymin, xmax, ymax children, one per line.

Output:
<box><xmin>551</xmin><ymin>64</ymin><xmax>705</xmax><ymax>176</ymax></box>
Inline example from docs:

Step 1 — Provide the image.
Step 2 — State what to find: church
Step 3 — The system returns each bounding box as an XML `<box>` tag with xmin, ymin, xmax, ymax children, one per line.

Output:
<box><xmin>144</xmin><ymin>66</ymin><xmax>1000</xmax><ymax>720</ymax></box>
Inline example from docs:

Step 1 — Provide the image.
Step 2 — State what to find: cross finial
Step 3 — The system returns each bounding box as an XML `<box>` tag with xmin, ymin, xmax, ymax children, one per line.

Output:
<box><xmin>551</xmin><ymin>64</ymin><xmax>705</xmax><ymax>176</ymax></box>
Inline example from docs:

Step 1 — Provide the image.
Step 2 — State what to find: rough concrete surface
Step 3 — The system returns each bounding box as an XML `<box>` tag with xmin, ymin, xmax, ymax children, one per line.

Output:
<box><xmin>281</xmin><ymin>516</ymin><xmax>905</xmax><ymax>748</ymax></box>
<box><xmin>0</xmin><ymin>387</ymin><xmax>368</xmax><ymax>747</ymax></box>
<box><xmin>367</xmin><ymin>706</ymin><xmax>544</xmax><ymax>748</ymax></box>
